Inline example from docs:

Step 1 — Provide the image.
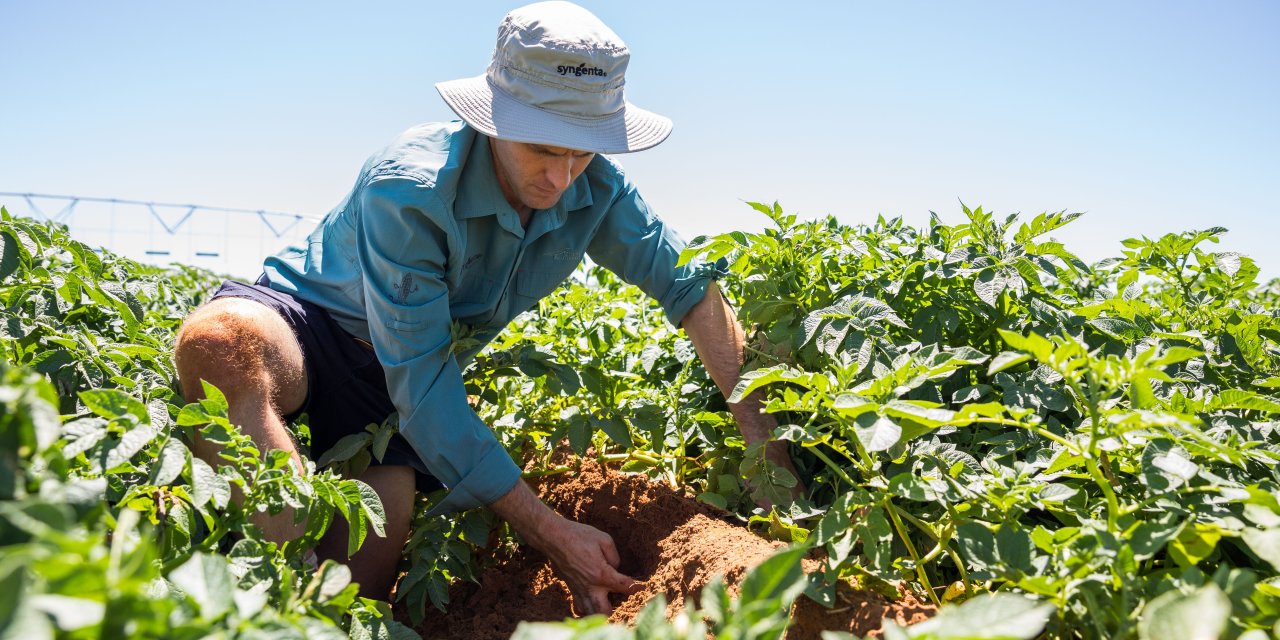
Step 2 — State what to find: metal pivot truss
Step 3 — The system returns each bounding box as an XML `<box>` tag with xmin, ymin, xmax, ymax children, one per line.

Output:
<box><xmin>0</xmin><ymin>192</ymin><xmax>321</xmax><ymax>278</ymax></box>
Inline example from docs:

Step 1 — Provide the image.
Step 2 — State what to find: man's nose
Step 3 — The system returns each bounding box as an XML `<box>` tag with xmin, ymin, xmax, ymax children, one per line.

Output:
<box><xmin>546</xmin><ymin>158</ymin><xmax>573</xmax><ymax>191</ymax></box>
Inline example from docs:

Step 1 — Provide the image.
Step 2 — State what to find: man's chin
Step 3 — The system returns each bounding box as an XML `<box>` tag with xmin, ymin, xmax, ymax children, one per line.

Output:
<box><xmin>525</xmin><ymin>195</ymin><xmax>561</xmax><ymax>211</ymax></box>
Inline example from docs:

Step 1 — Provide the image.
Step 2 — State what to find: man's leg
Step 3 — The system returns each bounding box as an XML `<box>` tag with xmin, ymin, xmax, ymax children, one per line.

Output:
<box><xmin>315</xmin><ymin>464</ymin><xmax>417</xmax><ymax>599</ymax></box>
<box><xmin>174</xmin><ymin>296</ymin><xmax>310</xmax><ymax>542</ymax></box>
<box><xmin>175</xmin><ymin>295</ymin><xmax>417</xmax><ymax>599</ymax></box>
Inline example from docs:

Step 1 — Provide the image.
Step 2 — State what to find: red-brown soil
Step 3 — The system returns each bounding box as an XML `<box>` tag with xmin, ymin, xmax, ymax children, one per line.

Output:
<box><xmin>404</xmin><ymin>461</ymin><xmax>934</xmax><ymax>639</ymax></box>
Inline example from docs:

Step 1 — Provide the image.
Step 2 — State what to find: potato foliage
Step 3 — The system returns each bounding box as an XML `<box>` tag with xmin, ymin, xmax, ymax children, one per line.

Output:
<box><xmin>3</xmin><ymin>201</ymin><xmax>1279</xmax><ymax>639</ymax></box>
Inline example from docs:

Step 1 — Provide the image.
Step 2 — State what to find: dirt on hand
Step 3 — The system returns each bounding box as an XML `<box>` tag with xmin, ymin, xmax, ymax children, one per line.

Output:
<box><xmin>402</xmin><ymin>460</ymin><xmax>934</xmax><ymax>639</ymax></box>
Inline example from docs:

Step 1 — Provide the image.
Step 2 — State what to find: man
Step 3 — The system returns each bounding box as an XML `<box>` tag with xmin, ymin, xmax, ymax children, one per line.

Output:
<box><xmin>173</xmin><ymin>1</ymin><xmax>796</xmax><ymax>616</ymax></box>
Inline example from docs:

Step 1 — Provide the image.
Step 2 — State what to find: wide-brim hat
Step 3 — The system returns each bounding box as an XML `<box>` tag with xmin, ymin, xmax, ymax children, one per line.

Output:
<box><xmin>436</xmin><ymin>1</ymin><xmax>672</xmax><ymax>154</ymax></box>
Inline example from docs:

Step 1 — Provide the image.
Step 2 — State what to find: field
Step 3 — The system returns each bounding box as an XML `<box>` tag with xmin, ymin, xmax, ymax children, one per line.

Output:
<box><xmin>2</xmin><ymin>202</ymin><xmax>1279</xmax><ymax>639</ymax></box>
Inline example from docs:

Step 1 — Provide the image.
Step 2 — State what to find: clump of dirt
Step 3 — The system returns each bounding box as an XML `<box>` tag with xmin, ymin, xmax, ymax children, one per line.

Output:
<box><xmin>405</xmin><ymin>461</ymin><xmax>934</xmax><ymax>639</ymax></box>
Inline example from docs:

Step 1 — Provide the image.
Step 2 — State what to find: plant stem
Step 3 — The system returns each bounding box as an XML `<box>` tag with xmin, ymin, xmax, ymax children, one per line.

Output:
<box><xmin>1119</xmin><ymin>485</ymin><xmax>1219</xmax><ymax>517</ymax></box>
<box><xmin>1064</xmin><ymin>374</ymin><xmax>1122</xmax><ymax>532</ymax></box>
<box><xmin>947</xmin><ymin>547</ymin><xmax>971</xmax><ymax>597</ymax></box>
<box><xmin>1083</xmin><ymin>457</ymin><xmax>1121</xmax><ymax>532</ymax></box>
<box><xmin>953</xmin><ymin>416</ymin><xmax>1076</xmax><ymax>451</ymax></box>
<box><xmin>883</xmin><ymin>499</ymin><xmax>941</xmax><ymax>606</ymax></box>
<box><xmin>808</xmin><ymin>446</ymin><xmax>859</xmax><ymax>488</ymax></box>
<box><xmin>521</xmin><ymin>452</ymin><xmax>671</xmax><ymax>478</ymax></box>
<box><xmin>941</xmin><ymin>501</ymin><xmax>971</xmax><ymax>596</ymax></box>
<box><xmin>891</xmin><ymin>505</ymin><xmax>939</xmax><ymax>541</ymax></box>
<box><xmin>743</xmin><ymin>344</ymin><xmax>787</xmax><ymax>364</ymax></box>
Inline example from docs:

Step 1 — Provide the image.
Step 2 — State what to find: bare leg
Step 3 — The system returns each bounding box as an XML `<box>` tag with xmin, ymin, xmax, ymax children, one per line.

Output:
<box><xmin>175</xmin><ymin>297</ymin><xmax>417</xmax><ymax>599</ymax></box>
<box><xmin>174</xmin><ymin>297</ymin><xmax>309</xmax><ymax>542</ymax></box>
<box><xmin>315</xmin><ymin>464</ymin><xmax>417</xmax><ymax>599</ymax></box>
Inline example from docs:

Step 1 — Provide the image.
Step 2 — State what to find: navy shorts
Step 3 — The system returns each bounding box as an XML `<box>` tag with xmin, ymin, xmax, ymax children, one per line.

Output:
<box><xmin>209</xmin><ymin>278</ymin><xmax>444</xmax><ymax>493</ymax></box>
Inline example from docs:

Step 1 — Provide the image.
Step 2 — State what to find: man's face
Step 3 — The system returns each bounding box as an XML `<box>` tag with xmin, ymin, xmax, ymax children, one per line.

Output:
<box><xmin>489</xmin><ymin>137</ymin><xmax>595</xmax><ymax>214</ymax></box>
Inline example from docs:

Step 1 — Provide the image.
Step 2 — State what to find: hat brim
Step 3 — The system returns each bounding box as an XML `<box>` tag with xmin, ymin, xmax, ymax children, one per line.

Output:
<box><xmin>436</xmin><ymin>74</ymin><xmax>672</xmax><ymax>154</ymax></box>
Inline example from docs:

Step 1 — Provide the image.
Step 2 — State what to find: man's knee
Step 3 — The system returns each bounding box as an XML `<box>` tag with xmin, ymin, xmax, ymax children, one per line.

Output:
<box><xmin>174</xmin><ymin>297</ymin><xmax>303</xmax><ymax>405</ymax></box>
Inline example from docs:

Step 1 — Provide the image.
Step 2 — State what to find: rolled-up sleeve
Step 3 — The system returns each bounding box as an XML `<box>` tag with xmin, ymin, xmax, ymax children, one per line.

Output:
<box><xmin>356</xmin><ymin>176</ymin><xmax>521</xmax><ymax>514</ymax></box>
<box><xmin>586</xmin><ymin>179</ymin><xmax>726</xmax><ymax>327</ymax></box>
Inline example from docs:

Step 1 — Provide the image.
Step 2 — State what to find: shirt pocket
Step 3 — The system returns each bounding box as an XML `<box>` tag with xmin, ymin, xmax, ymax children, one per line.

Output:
<box><xmin>513</xmin><ymin>269</ymin><xmax>574</xmax><ymax>311</ymax></box>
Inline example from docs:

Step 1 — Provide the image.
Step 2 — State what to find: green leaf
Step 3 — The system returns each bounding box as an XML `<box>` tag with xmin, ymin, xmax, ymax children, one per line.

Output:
<box><xmin>1149</xmin><ymin>346</ymin><xmax>1202</xmax><ymax>368</ymax></box>
<box><xmin>896</xmin><ymin>593</ymin><xmax>1054</xmax><ymax>639</ymax></box>
<box><xmin>729</xmin><ymin>367</ymin><xmax>827</xmax><ymax>403</ymax></box>
<box><xmin>189</xmin><ymin>457</ymin><xmax>230</xmax><ymax>510</ymax></box>
<box><xmin>1088</xmin><ymin>316</ymin><xmax>1147</xmax><ymax>342</ymax></box>
<box><xmin>372</xmin><ymin>421</ymin><xmax>396</xmax><ymax>462</ymax></box>
<box><xmin>1214</xmin><ymin>389</ymin><xmax>1280</xmax><ymax>414</ymax></box>
<box><xmin>988</xmin><ymin>350</ymin><xmax>1029</xmax><ymax>373</ymax></box>
<box><xmin>1214</xmin><ymin>252</ymin><xmax>1242</xmax><ymax>278</ymax></box>
<box><xmin>593</xmin><ymin>414</ymin><xmax>631</xmax><ymax>447</ymax></box>
<box><xmin>79</xmin><ymin>388</ymin><xmax>148</xmax><ymax>422</ymax></box>
<box><xmin>1152</xmin><ymin>450</ymin><xmax>1198</xmax><ymax>485</ymax></box>
<box><xmin>1169</xmin><ymin>523</ymin><xmax>1221</xmax><ymax>568</ymax></box>
<box><xmin>811</xmin><ymin>493</ymin><xmax>855</xmax><ymax>546</ymax></box>
<box><xmin>1242</xmin><ymin>528</ymin><xmax>1280</xmax><ymax>571</ymax></box>
<box><xmin>332</xmin><ymin>482</ymin><xmax>372</xmax><ymax>557</ymax></box>
<box><xmin>175</xmin><ymin>403</ymin><xmax>212</xmax><ymax>427</ymax></box>
<box><xmin>317</xmin><ymin>432</ymin><xmax>373</xmax><ymax>467</ymax></box>
<box><xmin>1129</xmin><ymin>513</ymin><xmax>1185</xmax><ymax>560</ymax></box>
<box><xmin>0</xmin><ymin>229</ymin><xmax>19</xmax><ymax>281</ymax></box>
<box><xmin>356</xmin><ymin>480</ymin><xmax>387</xmax><ymax>540</ymax></box>
<box><xmin>150</xmin><ymin>437</ymin><xmax>189</xmax><ymax>487</ymax></box>
<box><xmin>104</xmin><ymin>421</ymin><xmax>159</xmax><ymax>472</ymax></box>
<box><xmin>1035</xmin><ymin>483</ymin><xmax>1077</xmax><ymax>504</ymax></box>
<box><xmin>737</xmin><ymin>546</ymin><xmax>808</xmax><ymax>609</ymax></box>
<box><xmin>700</xmin><ymin>575</ymin><xmax>730</xmax><ymax>628</ymax></box>
<box><xmin>0</xmin><ymin>566</ymin><xmax>34</xmax><ymax>639</ymax></box>
<box><xmin>697</xmin><ymin>492</ymin><xmax>728</xmax><ymax>510</ymax></box>
<box><xmin>169</xmin><ymin>553</ymin><xmax>235</xmax><ymax>620</ymax></box>
<box><xmin>198</xmin><ymin>380</ymin><xmax>230</xmax><ymax>415</ymax></box>
<box><xmin>956</xmin><ymin>523</ymin><xmax>999</xmax><ymax>575</ymax></box>
<box><xmin>566</xmin><ymin>415</ymin><xmax>590</xmax><ymax>456</ymax></box>
<box><xmin>1253</xmin><ymin>376</ymin><xmax>1280</xmax><ymax>389</ymax></box>
<box><xmin>997</xmin><ymin>330</ymin><xmax>1055</xmax><ymax>363</ymax></box>
<box><xmin>28</xmin><ymin>595</ymin><xmax>104</xmax><ymax>631</ymax></box>
<box><xmin>60</xmin><ymin>417</ymin><xmax>109</xmax><ymax>459</ymax></box>
<box><xmin>638</xmin><ymin>342</ymin><xmax>663</xmax><ymax>374</ymax></box>
<box><xmin>1142</xmin><ymin>441</ymin><xmax>1196</xmax><ymax>493</ymax></box>
<box><xmin>854</xmin><ymin>414</ymin><xmax>901</xmax><ymax>452</ymax></box>
<box><xmin>997</xmin><ymin>525</ymin><xmax>1034</xmax><ymax>574</ymax></box>
<box><xmin>974</xmin><ymin>268</ymin><xmax>1001</xmax><ymax>307</ymax></box>
<box><xmin>317</xmin><ymin>561</ymin><xmax>353</xmax><ymax>601</ymax></box>
<box><xmin>831</xmin><ymin>394</ymin><xmax>877</xmax><ymax>418</ymax></box>
<box><xmin>883</xmin><ymin>401</ymin><xmax>955</xmax><ymax>427</ymax></box>
<box><xmin>1138</xmin><ymin>584</ymin><xmax>1231</xmax><ymax>640</ymax></box>
<box><xmin>888</xmin><ymin>473</ymin><xmax>942</xmax><ymax>502</ymax></box>
<box><xmin>0</xmin><ymin>596</ymin><xmax>53</xmax><ymax>640</ymax></box>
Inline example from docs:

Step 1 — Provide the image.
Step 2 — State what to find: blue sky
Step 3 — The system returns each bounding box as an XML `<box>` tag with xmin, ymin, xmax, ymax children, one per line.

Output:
<box><xmin>2</xmin><ymin>1</ymin><xmax>1277</xmax><ymax>280</ymax></box>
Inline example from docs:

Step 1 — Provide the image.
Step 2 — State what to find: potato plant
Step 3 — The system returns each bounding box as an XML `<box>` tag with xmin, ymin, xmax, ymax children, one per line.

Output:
<box><xmin>0</xmin><ymin>209</ymin><xmax>411</xmax><ymax>639</ymax></box>
<box><xmin>4</xmin><ymin>198</ymin><xmax>1280</xmax><ymax>640</ymax></box>
<box><xmin>415</xmin><ymin>203</ymin><xmax>1280</xmax><ymax>639</ymax></box>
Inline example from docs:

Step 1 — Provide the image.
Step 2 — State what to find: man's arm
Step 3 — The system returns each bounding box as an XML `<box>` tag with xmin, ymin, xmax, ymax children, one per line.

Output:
<box><xmin>488</xmin><ymin>480</ymin><xmax>639</xmax><ymax>615</ymax></box>
<box><xmin>357</xmin><ymin>177</ymin><xmax>638</xmax><ymax>613</ymax></box>
<box><xmin>680</xmin><ymin>282</ymin><xmax>802</xmax><ymax>504</ymax></box>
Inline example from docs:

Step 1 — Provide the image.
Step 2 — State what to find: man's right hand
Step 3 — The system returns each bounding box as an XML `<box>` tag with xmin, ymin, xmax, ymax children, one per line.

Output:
<box><xmin>488</xmin><ymin>479</ymin><xmax>641</xmax><ymax>616</ymax></box>
<box><xmin>538</xmin><ymin>517</ymin><xmax>641</xmax><ymax>616</ymax></box>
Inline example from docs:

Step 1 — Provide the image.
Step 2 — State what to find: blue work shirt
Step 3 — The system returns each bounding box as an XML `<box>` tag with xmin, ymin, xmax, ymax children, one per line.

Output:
<box><xmin>262</xmin><ymin>121</ymin><xmax>719</xmax><ymax>514</ymax></box>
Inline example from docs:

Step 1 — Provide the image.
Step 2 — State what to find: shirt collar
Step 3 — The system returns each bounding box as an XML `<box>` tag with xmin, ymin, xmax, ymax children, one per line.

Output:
<box><xmin>456</xmin><ymin>129</ymin><xmax>514</xmax><ymax>222</ymax></box>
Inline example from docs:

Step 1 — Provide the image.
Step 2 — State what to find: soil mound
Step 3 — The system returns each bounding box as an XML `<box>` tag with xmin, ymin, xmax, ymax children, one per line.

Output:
<box><xmin>406</xmin><ymin>461</ymin><xmax>933</xmax><ymax>639</ymax></box>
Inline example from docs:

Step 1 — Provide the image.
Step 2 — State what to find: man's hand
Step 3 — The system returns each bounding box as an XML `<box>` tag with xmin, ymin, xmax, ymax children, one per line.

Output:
<box><xmin>538</xmin><ymin>517</ymin><xmax>641</xmax><ymax>616</ymax></box>
<box><xmin>489</xmin><ymin>480</ymin><xmax>640</xmax><ymax>616</ymax></box>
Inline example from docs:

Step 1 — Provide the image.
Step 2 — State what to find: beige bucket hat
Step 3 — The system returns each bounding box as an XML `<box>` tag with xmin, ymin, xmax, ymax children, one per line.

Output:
<box><xmin>435</xmin><ymin>1</ymin><xmax>672</xmax><ymax>154</ymax></box>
